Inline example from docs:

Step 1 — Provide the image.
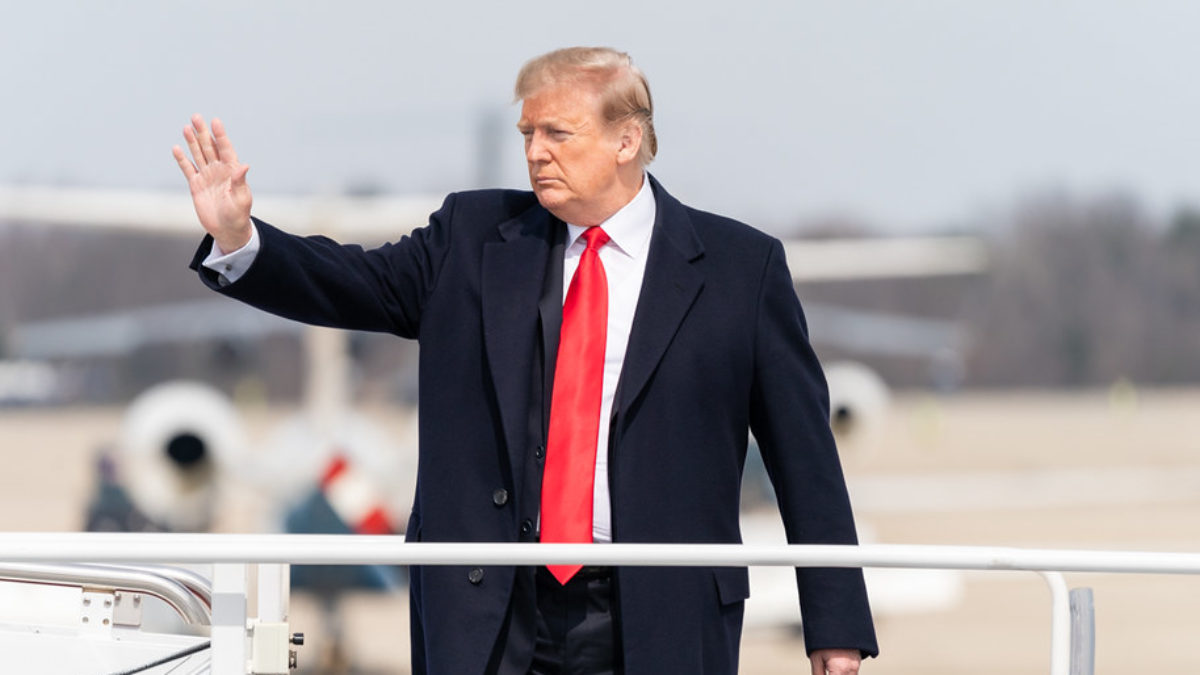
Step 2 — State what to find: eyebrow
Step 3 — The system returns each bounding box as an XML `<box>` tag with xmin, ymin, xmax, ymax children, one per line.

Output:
<box><xmin>517</xmin><ymin>117</ymin><xmax>569</xmax><ymax>130</ymax></box>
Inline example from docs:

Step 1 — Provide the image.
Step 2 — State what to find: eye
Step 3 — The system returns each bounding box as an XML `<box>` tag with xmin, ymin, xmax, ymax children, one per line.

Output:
<box><xmin>550</xmin><ymin>129</ymin><xmax>571</xmax><ymax>140</ymax></box>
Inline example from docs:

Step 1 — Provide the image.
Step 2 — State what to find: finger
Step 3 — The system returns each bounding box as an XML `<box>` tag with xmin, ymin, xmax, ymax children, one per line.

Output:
<box><xmin>183</xmin><ymin>125</ymin><xmax>207</xmax><ymax>168</ymax></box>
<box><xmin>211</xmin><ymin>118</ymin><xmax>240</xmax><ymax>165</ymax></box>
<box><xmin>172</xmin><ymin>145</ymin><xmax>197</xmax><ymax>181</ymax></box>
<box><xmin>826</xmin><ymin>657</ymin><xmax>859</xmax><ymax>675</ymax></box>
<box><xmin>191</xmin><ymin>113</ymin><xmax>218</xmax><ymax>164</ymax></box>
<box><xmin>810</xmin><ymin>654</ymin><xmax>825</xmax><ymax>675</ymax></box>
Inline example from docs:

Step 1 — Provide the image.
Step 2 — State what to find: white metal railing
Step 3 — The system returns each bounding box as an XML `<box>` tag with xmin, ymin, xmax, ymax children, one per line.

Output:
<box><xmin>104</xmin><ymin>563</ymin><xmax>213</xmax><ymax>608</ymax></box>
<box><xmin>0</xmin><ymin>562</ymin><xmax>211</xmax><ymax>625</ymax></box>
<box><xmin>4</xmin><ymin>534</ymin><xmax>1200</xmax><ymax>571</ymax></box>
<box><xmin>4</xmin><ymin>533</ymin><xmax>1200</xmax><ymax>674</ymax></box>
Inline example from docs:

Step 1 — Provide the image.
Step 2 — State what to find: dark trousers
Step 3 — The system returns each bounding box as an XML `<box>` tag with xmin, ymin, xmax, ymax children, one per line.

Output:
<box><xmin>529</xmin><ymin>566</ymin><xmax>621</xmax><ymax>675</ymax></box>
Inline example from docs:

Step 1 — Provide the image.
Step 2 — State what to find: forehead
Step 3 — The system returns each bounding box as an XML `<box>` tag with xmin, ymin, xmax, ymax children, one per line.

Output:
<box><xmin>518</xmin><ymin>84</ymin><xmax>604</xmax><ymax>127</ymax></box>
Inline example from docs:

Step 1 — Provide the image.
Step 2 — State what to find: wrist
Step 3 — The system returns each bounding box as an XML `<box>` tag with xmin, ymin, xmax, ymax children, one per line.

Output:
<box><xmin>214</xmin><ymin>224</ymin><xmax>253</xmax><ymax>255</ymax></box>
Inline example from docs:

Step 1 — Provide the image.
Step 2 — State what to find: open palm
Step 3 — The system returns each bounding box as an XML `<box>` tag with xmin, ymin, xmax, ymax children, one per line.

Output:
<box><xmin>172</xmin><ymin>114</ymin><xmax>253</xmax><ymax>253</ymax></box>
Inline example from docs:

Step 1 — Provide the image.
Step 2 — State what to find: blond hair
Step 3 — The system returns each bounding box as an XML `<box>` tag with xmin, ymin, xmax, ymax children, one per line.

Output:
<box><xmin>514</xmin><ymin>47</ymin><xmax>657</xmax><ymax>166</ymax></box>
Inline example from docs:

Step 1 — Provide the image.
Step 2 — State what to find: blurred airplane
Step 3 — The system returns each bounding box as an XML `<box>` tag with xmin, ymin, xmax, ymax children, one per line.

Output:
<box><xmin>0</xmin><ymin>181</ymin><xmax>983</xmax><ymax>421</ymax></box>
<box><xmin>1</xmin><ymin>183</ymin><xmax>984</xmax><ymax>639</ymax></box>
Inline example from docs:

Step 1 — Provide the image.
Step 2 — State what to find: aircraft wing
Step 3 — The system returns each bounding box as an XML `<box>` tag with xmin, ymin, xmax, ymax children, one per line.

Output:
<box><xmin>3</xmin><ymin>184</ymin><xmax>985</xmax><ymax>280</ymax></box>
<box><xmin>3</xmin><ymin>183</ymin><xmax>986</xmax><ymax>368</ymax></box>
<box><xmin>783</xmin><ymin>236</ymin><xmax>987</xmax><ymax>282</ymax></box>
<box><xmin>0</xmin><ymin>184</ymin><xmax>444</xmax><ymax>242</ymax></box>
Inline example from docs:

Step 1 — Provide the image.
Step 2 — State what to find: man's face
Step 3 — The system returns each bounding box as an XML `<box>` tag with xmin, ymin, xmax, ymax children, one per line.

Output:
<box><xmin>518</xmin><ymin>84</ymin><xmax>627</xmax><ymax>226</ymax></box>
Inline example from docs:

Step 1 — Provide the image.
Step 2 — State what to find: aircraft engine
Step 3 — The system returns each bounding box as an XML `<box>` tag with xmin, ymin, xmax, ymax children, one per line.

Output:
<box><xmin>823</xmin><ymin>361</ymin><xmax>890</xmax><ymax>457</ymax></box>
<box><xmin>118</xmin><ymin>380</ymin><xmax>246</xmax><ymax>531</ymax></box>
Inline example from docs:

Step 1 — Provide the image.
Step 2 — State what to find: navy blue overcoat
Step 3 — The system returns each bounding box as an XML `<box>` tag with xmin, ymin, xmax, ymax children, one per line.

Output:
<box><xmin>193</xmin><ymin>176</ymin><xmax>878</xmax><ymax>673</ymax></box>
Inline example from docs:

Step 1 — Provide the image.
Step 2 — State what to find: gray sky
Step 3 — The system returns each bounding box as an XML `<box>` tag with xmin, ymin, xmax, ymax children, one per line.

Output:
<box><xmin>4</xmin><ymin>0</ymin><xmax>1200</xmax><ymax>234</ymax></box>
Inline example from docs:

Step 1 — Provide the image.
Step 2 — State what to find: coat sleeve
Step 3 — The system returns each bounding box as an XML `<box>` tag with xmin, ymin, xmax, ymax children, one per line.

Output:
<box><xmin>188</xmin><ymin>193</ymin><xmax>458</xmax><ymax>340</ymax></box>
<box><xmin>748</xmin><ymin>238</ymin><xmax>879</xmax><ymax>658</ymax></box>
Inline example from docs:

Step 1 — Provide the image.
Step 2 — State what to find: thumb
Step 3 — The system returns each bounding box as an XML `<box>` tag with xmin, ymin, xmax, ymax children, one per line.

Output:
<box><xmin>233</xmin><ymin>164</ymin><xmax>250</xmax><ymax>186</ymax></box>
<box><xmin>810</xmin><ymin>653</ymin><xmax>825</xmax><ymax>675</ymax></box>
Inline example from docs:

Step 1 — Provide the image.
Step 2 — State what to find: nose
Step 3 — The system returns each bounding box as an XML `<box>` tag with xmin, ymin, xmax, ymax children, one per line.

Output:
<box><xmin>525</xmin><ymin>131</ymin><xmax>550</xmax><ymax>164</ymax></box>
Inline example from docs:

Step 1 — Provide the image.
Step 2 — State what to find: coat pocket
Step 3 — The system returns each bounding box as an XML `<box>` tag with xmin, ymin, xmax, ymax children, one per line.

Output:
<box><xmin>712</xmin><ymin>567</ymin><xmax>750</xmax><ymax>605</ymax></box>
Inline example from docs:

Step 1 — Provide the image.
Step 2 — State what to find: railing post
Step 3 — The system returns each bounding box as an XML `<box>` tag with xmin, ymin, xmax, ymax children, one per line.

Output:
<box><xmin>256</xmin><ymin>563</ymin><xmax>289</xmax><ymax>623</ymax></box>
<box><xmin>1069</xmin><ymin>588</ymin><xmax>1095</xmax><ymax>675</ymax></box>
<box><xmin>1039</xmin><ymin>571</ymin><xmax>1070</xmax><ymax>675</ymax></box>
<box><xmin>249</xmin><ymin>563</ymin><xmax>295</xmax><ymax>674</ymax></box>
<box><xmin>212</xmin><ymin>563</ymin><xmax>249</xmax><ymax>674</ymax></box>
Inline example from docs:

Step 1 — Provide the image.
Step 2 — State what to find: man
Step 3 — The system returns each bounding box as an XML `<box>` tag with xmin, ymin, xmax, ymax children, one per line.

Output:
<box><xmin>174</xmin><ymin>47</ymin><xmax>877</xmax><ymax>674</ymax></box>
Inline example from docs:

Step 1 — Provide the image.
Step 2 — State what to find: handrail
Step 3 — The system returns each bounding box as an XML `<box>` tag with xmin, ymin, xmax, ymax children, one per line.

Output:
<box><xmin>0</xmin><ymin>562</ymin><xmax>211</xmax><ymax>625</ymax></box>
<box><xmin>4</xmin><ymin>534</ymin><xmax>1189</xmax><ymax>675</ymax></box>
<box><xmin>2</xmin><ymin>534</ymin><xmax>1198</xmax><ymax>574</ymax></box>
<box><xmin>93</xmin><ymin>563</ymin><xmax>213</xmax><ymax>609</ymax></box>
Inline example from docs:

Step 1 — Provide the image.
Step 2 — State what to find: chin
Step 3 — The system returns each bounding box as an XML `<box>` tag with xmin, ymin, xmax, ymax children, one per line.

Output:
<box><xmin>534</xmin><ymin>188</ymin><xmax>571</xmax><ymax>214</ymax></box>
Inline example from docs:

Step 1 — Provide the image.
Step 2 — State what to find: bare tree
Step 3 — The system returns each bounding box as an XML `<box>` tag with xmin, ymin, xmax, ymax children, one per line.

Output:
<box><xmin>964</xmin><ymin>192</ymin><xmax>1200</xmax><ymax>386</ymax></box>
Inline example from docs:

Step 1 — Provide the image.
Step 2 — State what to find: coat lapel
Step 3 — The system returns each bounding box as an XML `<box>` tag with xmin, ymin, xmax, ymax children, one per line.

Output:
<box><xmin>482</xmin><ymin>205</ymin><xmax>557</xmax><ymax>476</ymax></box>
<box><xmin>615</xmin><ymin>177</ymin><xmax>705</xmax><ymax>418</ymax></box>
<box><xmin>538</xmin><ymin>230</ymin><xmax>566</xmax><ymax>433</ymax></box>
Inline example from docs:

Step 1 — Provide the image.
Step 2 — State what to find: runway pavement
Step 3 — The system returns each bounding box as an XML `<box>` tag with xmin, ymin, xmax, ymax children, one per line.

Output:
<box><xmin>1</xmin><ymin>388</ymin><xmax>1197</xmax><ymax>673</ymax></box>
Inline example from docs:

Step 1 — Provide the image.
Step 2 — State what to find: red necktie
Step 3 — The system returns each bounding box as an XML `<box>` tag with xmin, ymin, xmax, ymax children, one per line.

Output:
<box><xmin>542</xmin><ymin>226</ymin><xmax>610</xmax><ymax>584</ymax></box>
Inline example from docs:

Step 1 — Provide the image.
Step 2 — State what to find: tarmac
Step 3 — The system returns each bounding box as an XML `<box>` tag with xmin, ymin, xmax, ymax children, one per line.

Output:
<box><xmin>2</xmin><ymin>387</ymin><xmax>1198</xmax><ymax>673</ymax></box>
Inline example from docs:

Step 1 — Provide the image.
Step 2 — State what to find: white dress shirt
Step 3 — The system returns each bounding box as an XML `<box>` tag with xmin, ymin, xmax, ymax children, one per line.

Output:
<box><xmin>561</xmin><ymin>175</ymin><xmax>656</xmax><ymax>542</ymax></box>
<box><xmin>202</xmin><ymin>175</ymin><xmax>658</xmax><ymax>543</ymax></box>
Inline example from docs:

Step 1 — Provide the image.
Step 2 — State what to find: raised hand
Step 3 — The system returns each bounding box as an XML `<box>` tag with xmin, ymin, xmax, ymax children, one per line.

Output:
<box><xmin>172</xmin><ymin>114</ymin><xmax>254</xmax><ymax>253</ymax></box>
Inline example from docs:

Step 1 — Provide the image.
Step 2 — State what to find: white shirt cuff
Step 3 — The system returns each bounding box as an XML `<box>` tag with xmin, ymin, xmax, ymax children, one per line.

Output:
<box><xmin>201</xmin><ymin>222</ymin><xmax>260</xmax><ymax>286</ymax></box>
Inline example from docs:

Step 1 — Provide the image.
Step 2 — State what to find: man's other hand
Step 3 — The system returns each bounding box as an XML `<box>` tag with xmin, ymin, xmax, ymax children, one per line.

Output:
<box><xmin>810</xmin><ymin>648</ymin><xmax>861</xmax><ymax>675</ymax></box>
<box><xmin>172</xmin><ymin>114</ymin><xmax>253</xmax><ymax>254</ymax></box>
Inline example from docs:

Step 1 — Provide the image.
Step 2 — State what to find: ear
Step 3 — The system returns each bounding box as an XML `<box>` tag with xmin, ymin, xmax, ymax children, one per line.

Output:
<box><xmin>614</xmin><ymin>121</ymin><xmax>643</xmax><ymax>166</ymax></box>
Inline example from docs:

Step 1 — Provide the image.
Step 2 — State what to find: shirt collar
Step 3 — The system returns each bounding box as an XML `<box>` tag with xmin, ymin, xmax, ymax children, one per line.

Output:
<box><xmin>565</xmin><ymin>173</ymin><xmax>656</xmax><ymax>260</ymax></box>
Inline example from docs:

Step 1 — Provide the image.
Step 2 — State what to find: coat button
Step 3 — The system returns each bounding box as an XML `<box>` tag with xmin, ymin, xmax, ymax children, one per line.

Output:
<box><xmin>534</xmin><ymin>445</ymin><xmax>545</xmax><ymax>461</ymax></box>
<box><xmin>520</xmin><ymin>519</ymin><xmax>533</xmax><ymax>535</ymax></box>
<box><xmin>468</xmin><ymin>568</ymin><xmax>484</xmax><ymax>585</ymax></box>
<box><xmin>492</xmin><ymin>489</ymin><xmax>509</xmax><ymax>507</ymax></box>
